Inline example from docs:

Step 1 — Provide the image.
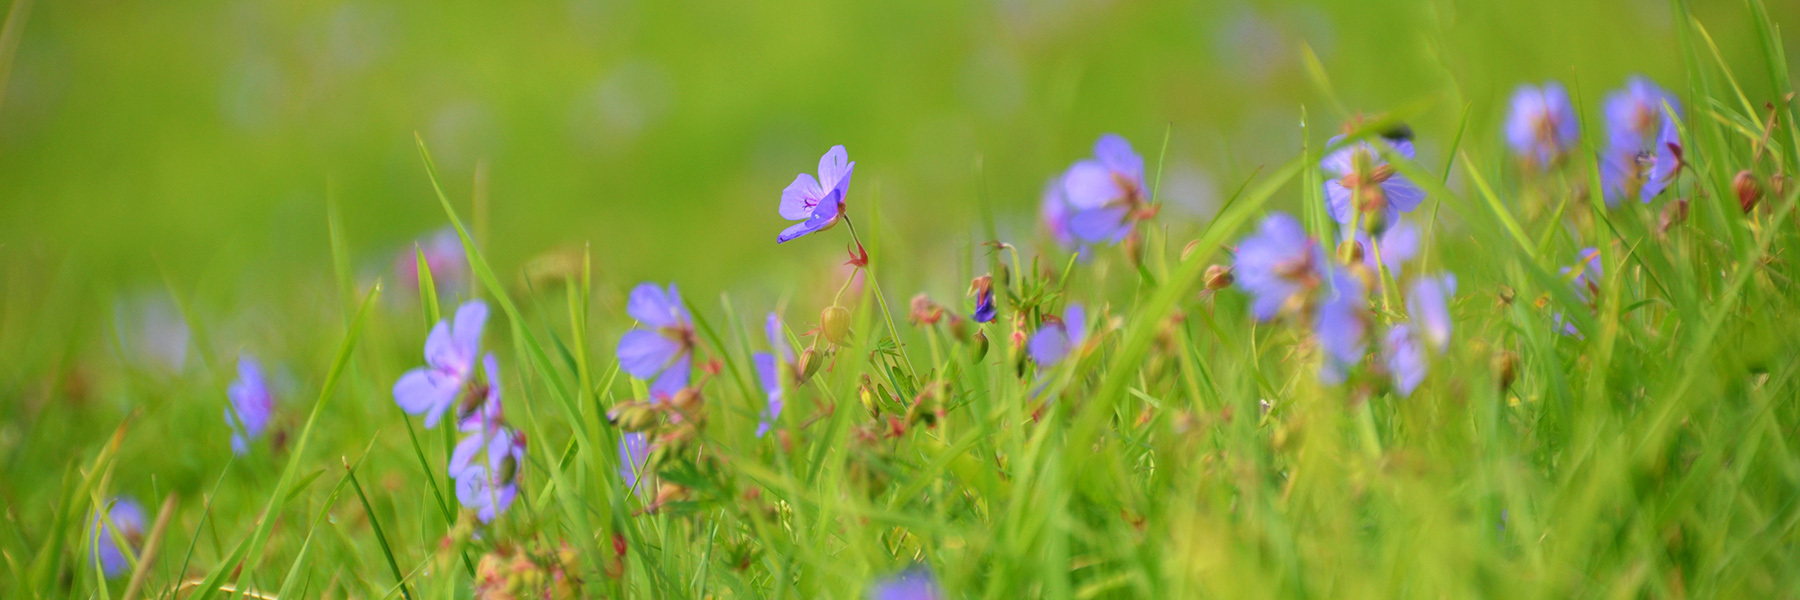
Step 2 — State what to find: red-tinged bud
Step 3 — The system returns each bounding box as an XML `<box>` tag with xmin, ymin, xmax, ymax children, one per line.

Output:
<box><xmin>909</xmin><ymin>293</ymin><xmax>943</xmax><ymax>325</ymax></box>
<box><xmin>1735</xmin><ymin>170</ymin><xmax>1764</xmax><ymax>214</ymax></box>
<box><xmin>1337</xmin><ymin>239</ymin><xmax>1364</xmax><ymax>265</ymax></box>
<box><xmin>1204</xmin><ymin>265</ymin><xmax>1234</xmax><ymax>290</ymax></box>
<box><xmin>820</xmin><ymin>306</ymin><xmax>852</xmax><ymax>345</ymax></box>
<box><xmin>844</xmin><ymin>242</ymin><xmax>869</xmax><ymax>268</ymax></box>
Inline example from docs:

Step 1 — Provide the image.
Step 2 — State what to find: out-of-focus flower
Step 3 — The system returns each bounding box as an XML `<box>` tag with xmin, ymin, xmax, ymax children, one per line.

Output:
<box><xmin>450</xmin><ymin>425</ymin><xmax>524</xmax><ymax>484</ymax></box>
<box><xmin>970</xmin><ymin>275</ymin><xmax>997</xmax><ymax>323</ymax></box>
<box><xmin>395</xmin><ymin>301</ymin><xmax>490</xmax><ymax>428</ymax></box>
<box><xmin>225</xmin><ymin>354</ymin><xmax>275</xmax><ymax>455</ymax></box>
<box><xmin>455</xmin><ymin>447</ymin><xmax>522</xmax><ymax>523</ymax></box>
<box><xmin>778</xmin><ymin>145</ymin><xmax>854</xmax><ymax>243</ymax></box>
<box><xmin>397</xmin><ymin>227</ymin><xmax>469</xmax><ymax>294</ymax></box>
<box><xmin>619</xmin><ymin>432</ymin><xmax>652</xmax><ymax>493</ymax></box>
<box><xmin>1407</xmin><ymin>275</ymin><xmax>1457</xmax><ymax>350</ymax></box>
<box><xmin>1735</xmin><ymin>170</ymin><xmax>1764</xmax><ymax>213</ymax></box>
<box><xmin>1233</xmin><ymin>212</ymin><xmax>1324</xmax><ymax>320</ymax></box>
<box><xmin>114</xmin><ymin>297</ymin><xmax>190</xmax><ymax>373</ymax></box>
<box><xmin>1060</xmin><ymin>134</ymin><xmax>1148</xmax><ymax>244</ymax></box>
<box><xmin>1556</xmin><ymin>247</ymin><xmax>1604</xmax><ymax>336</ymax></box>
<box><xmin>616</xmin><ymin>283</ymin><xmax>696</xmax><ymax>401</ymax></box>
<box><xmin>909</xmin><ymin>294</ymin><xmax>945</xmax><ymax>326</ymax></box>
<box><xmin>1322</xmin><ymin>131</ymin><xmax>1425</xmax><ymax>231</ymax></box>
<box><xmin>1315</xmin><ymin>268</ymin><xmax>1368</xmax><ymax>384</ymax></box>
<box><xmin>1040</xmin><ymin>176</ymin><xmax>1076</xmax><ymax>248</ymax></box>
<box><xmin>1027</xmin><ymin>303</ymin><xmax>1088</xmax><ymax>366</ymax></box>
<box><xmin>1505</xmin><ymin>82</ymin><xmax>1579</xmax><ymax>168</ymax></box>
<box><xmin>1383</xmin><ymin>324</ymin><xmax>1427</xmax><ymax>396</ymax></box>
<box><xmin>869</xmin><ymin>566</ymin><xmax>945</xmax><ymax>600</ymax></box>
<box><xmin>455</xmin><ymin>355</ymin><xmax>503</xmax><ymax>432</ymax></box>
<box><xmin>1353</xmin><ymin>217</ymin><xmax>1420</xmax><ymax>276</ymax></box>
<box><xmin>90</xmin><ymin>496</ymin><xmax>145</xmax><ymax>578</ymax></box>
<box><xmin>1601</xmin><ymin>77</ymin><xmax>1683</xmax><ymax>206</ymax></box>
<box><xmin>753</xmin><ymin>313</ymin><xmax>791</xmax><ymax>438</ymax></box>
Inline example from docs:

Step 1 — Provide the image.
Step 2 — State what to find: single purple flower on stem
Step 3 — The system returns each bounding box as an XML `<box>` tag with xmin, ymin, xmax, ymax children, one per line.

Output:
<box><xmin>1322</xmin><ymin>132</ymin><xmax>1425</xmax><ymax>231</ymax></box>
<box><xmin>616</xmin><ymin>283</ymin><xmax>697</xmax><ymax>401</ymax></box>
<box><xmin>778</xmin><ymin>145</ymin><xmax>854</xmax><ymax>243</ymax></box>
<box><xmin>90</xmin><ymin>496</ymin><xmax>145</xmax><ymax>578</ymax></box>
<box><xmin>225</xmin><ymin>354</ymin><xmax>275</xmax><ymax>455</ymax></box>
<box><xmin>619</xmin><ymin>432</ymin><xmax>652</xmax><ymax>493</ymax></box>
<box><xmin>1407</xmin><ymin>274</ymin><xmax>1457</xmax><ymax>351</ymax></box>
<box><xmin>1027</xmin><ymin>303</ymin><xmax>1088</xmax><ymax>367</ymax></box>
<box><xmin>1234</xmin><ymin>212</ymin><xmax>1325</xmax><ymax>321</ymax></box>
<box><xmin>1505</xmin><ymin>82</ymin><xmax>1580</xmax><ymax>168</ymax></box>
<box><xmin>970</xmin><ymin>276</ymin><xmax>997</xmax><ymax>323</ymax></box>
<box><xmin>869</xmin><ymin>566</ymin><xmax>945</xmax><ymax>600</ymax></box>
<box><xmin>1383</xmin><ymin>324</ymin><xmax>1427</xmax><ymax>397</ymax></box>
<box><xmin>753</xmin><ymin>313</ymin><xmax>791</xmax><ymax>438</ymax></box>
<box><xmin>1315</xmin><ymin>268</ymin><xmax>1368</xmax><ymax>384</ymax></box>
<box><xmin>394</xmin><ymin>300</ymin><xmax>489</xmax><ymax>428</ymax></box>
<box><xmin>1060</xmin><ymin>134</ymin><xmax>1148</xmax><ymax>244</ymax></box>
<box><xmin>1353</xmin><ymin>217</ymin><xmax>1420</xmax><ymax>277</ymax></box>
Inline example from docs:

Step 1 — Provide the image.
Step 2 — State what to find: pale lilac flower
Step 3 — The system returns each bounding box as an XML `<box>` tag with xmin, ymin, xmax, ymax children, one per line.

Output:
<box><xmin>1601</xmin><ymin>124</ymin><xmax>1682</xmax><ymax>206</ymax></box>
<box><xmin>616</xmin><ymin>283</ymin><xmax>696</xmax><ymax>401</ymax></box>
<box><xmin>1601</xmin><ymin>77</ymin><xmax>1683</xmax><ymax>206</ymax></box>
<box><xmin>1321</xmin><ymin>132</ymin><xmax>1425</xmax><ymax>230</ymax></box>
<box><xmin>619</xmin><ymin>432</ymin><xmax>652</xmax><ymax>492</ymax></box>
<box><xmin>1604</xmin><ymin>76</ymin><xmax>1681</xmax><ymax>153</ymax></box>
<box><xmin>225</xmin><ymin>354</ymin><xmax>275</xmax><ymax>455</ymax></box>
<box><xmin>778</xmin><ymin>145</ymin><xmax>854</xmax><ymax>243</ymax></box>
<box><xmin>1027</xmin><ymin>303</ymin><xmax>1087</xmax><ymax>366</ymax></box>
<box><xmin>1060</xmin><ymin>134</ymin><xmax>1147</xmax><ymax>244</ymax></box>
<box><xmin>90</xmin><ymin>496</ymin><xmax>145</xmax><ymax>578</ymax></box>
<box><xmin>1315</xmin><ymin>268</ymin><xmax>1368</xmax><ymax>384</ymax></box>
<box><xmin>1353</xmin><ymin>217</ymin><xmax>1420</xmax><ymax>276</ymax></box>
<box><xmin>753</xmin><ymin>313</ymin><xmax>791</xmax><ymax>438</ymax></box>
<box><xmin>1234</xmin><ymin>212</ymin><xmax>1324</xmax><ymax>321</ymax></box>
<box><xmin>1505</xmin><ymin>82</ymin><xmax>1579</xmax><ymax>167</ymax></box>
<box><xmin>869</xmin><ymin>566</ymin><xmax>944</xmax><ymax>600</ymax></box>
<box><xmin>1407</xmin><ymin>275</ymin><xmax>1457</xmax><ymax>351</ymax></box>
<box><xmin>398</xmin><ymin>227</ymin><xmax>469</xmax><ymax>293</ymax></box>
<box><xmin>1383</xmin><ymin>324</ymin><xmax>1427</xmax><ymax>396</ymax></box>
<box><xmin>394</xmin><ymin>301</ymin><xmax>489</xmax><ymax>428</ymax></box>
<box><xmin>455</xmin><ymin>439</ymin><xmax>522</xmax><ymax>523</ymax></box>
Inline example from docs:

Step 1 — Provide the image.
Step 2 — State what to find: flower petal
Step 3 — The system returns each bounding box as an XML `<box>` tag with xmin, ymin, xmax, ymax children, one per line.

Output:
<box><xmin>1067</xmin><ymin>207</ymin><xmax>1131</xmax><ymax>244</ymax></box>
<box><xmin>616</xmin><ymin>330</ymin><xmax>680</xmax><ymax>380</ymax></box>
<box><xmin>450</xmin><ymin>300</ymin><xmax>489</xmax><ymax>364</ymax></box>
<box><xmin>1323</xmin><ymin>180</ymin><xmax>1354</xmax><ymax>224</ymax></box>
<box><xmin>1028</xmin><ymin>326</ymin><xmax>1070</xmax><ymax>366</ymax></box>
<box><xmin>626</xmin><ymin>283</ymin><xmax>678</xmax><ymax>328</ymax></box>
<box><xmin>779</xmin><ymin>173</ymin><xmax>824</xmax><ymax>220</ymax></box>
<box><xmin>1061</xmin><ymin>160</ymin><xmax>1125</xmax><ymax>209</ymax></box>
<box><xmin>817</xmin><ymin>145</ymin><xmax>852</xmax><ymax>193</ymax></box>
<box><xmin>649</xmin><ymin>354</ymin><xmax>692</xmax><ymax>400</ymax></box>
<box><xmin>394</xmin><ymin>368</ymin><xmax>459</xmax><ymax>427</ymax></box>
<box><xmin>1093</xmin><ymin>134</ymin><xmax>1144</xmax><ymax>184</ymax></box>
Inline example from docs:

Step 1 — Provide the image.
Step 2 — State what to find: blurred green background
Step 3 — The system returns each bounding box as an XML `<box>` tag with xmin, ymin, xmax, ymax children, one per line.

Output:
<box><xmin>1</xmin><ymin>0</ymin><xmax>1795</xmax><ymax>291</ymax></box>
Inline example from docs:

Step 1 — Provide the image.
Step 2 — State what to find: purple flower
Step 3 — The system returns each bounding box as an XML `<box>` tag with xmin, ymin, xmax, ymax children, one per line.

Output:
<box><xmin>778</xmin><ymin>145</ymin><xmax>854</xmax><ymax>243</ymax></box>
<box><xmin>1505</xmin><ymin>82</ymin><xmax>1579</xmax><ymax>167</ymax></box>
<box><xmin>971</xmin><ymin>276</ymin><xmax>997</xmax><ymax>323</ymax></box>
<box><xmin>225</xmin><ymin>354</ymin><xmax>275</xmax><ymax>455</ymax></box>
<box><xmin>1353</xmin><ymin>217</ymin><xmax>1420</xmax><ymax>277</ymax></box>
<box><xmin>1601</xmin><ymin>77</ymin><xmax>1683</xmax><ymax>206</ymax></box>
<box><xmin>616</xmin><ymin>283</ymin><xmax>696</xmax><ymax>401</ymax></box>
<box><xmin>1027</xmin><ymin>303</ymin><xmax>1088</xmax><ymax>366</ymax></box>
<box><xmin>1060</xmin><ymin>134</ymin><xmax>1147</xmax><ymax>244</ymax></box>
<box><xmin>1604</xmin><ymin>76</ymin><xmax>1681</xmax><ymax>153</ymax></box>
<box><xmin>90</xmin><ymin>496</ymin><xmax>145</xmax><ymax>578</ymax></box>
<box><xmin>398</xmin><ymin>227</ymin><xmax>469</xmax><ymax>294</ymax></box>
<box><xmin>868</xmin><ymin>566</ymin><xmax>944</xmax><ymax>600</ymax></box>
<box><xmin>1407</xmin><ymin>274</ymin><xmax>1456</xmax><ymax>351</ymax></box>
<box><xmin>619</xmin><ymin>432</ymin><xmax>652</xmax><ymax>493</ymax></box>
<box><xmin>394</xmin><ymin>301</ymin><xmax>490</xmax><ymax>428</ymax></box>
<box><xmin>1234</xmin><ymin>212</ymin><xmax>1325</xmax><ymax>321</ymax></box>
<box><xmin>1383</xmin><ymin>324</ymin><xmax>1427</xmax><ymax>397</ymax></box>
<box><xmin>753</xmin><ymin>313</ymin><xmax>791</xmax><ymax>438</ymax></box>
<box><xmin>1322</xmin><ymin>132</ymin><xmax>1425</xmax><ymax>230</ymax></box>
<box><xmin>451</xmin><ymin>422</ymin><xmax>523</xmax><ymax>476</ymax></box>
<box><xmin>1601</xmin><ymin>124</ymin><xmax>1681</xmax><ymax>206</ymax></box>
<box><xmin>1315</xmin><ymin>268</ymin><xmax>1368</xmax><ymax>384</ymax></box>
<box><xmin>454</xmin><ymin>440</ymin><xmax>522</xmax><ymax>524</ymax></box>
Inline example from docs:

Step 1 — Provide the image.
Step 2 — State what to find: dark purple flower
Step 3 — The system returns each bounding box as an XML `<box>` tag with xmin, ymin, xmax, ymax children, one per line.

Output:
<box><xmin>1382</xmin><ymin>324</ymin><xmax>1426</xmax><ymax>396</ymax></box>
<box><xmin>869</xmin><ymin>566</ymin><xmax>944</xmax><ymax>600</ymax></box>
<box><xmin>616</xmin><ymin>283</ymin><xmax>696</xmax><ymax>401</ymax></box>
<box><xmin>225</xmin><ymin>354</ymin><xmax>275</xmax><ymax>455</ymax></box>
<box><xmin>1060</xmin><ymin>134</ymin><xmax>1147</xmax><ymax>244</ymax></box>
<box><xmin>753</xmin><ymin>313</ymin><xmax>791</xmax><ymax>438</ymax></box>
<box><xmin>1315</xmin><ymin>268</ymin><xmax>1368</xmax><ymax>384</ymax></box>
<box><xmin>1505</xmin><ymin>82</ymin><xmax>1579</xmax><ymax>168</ymax></box>
<box><xmin>1407</xmin><ymin>274</ymin><xmax>1456</xmax><ymax>351</ymax></box>
<box><xmin>394</xmin><ymin>300</ymin><xmax>489</xmax><ymax>428</ymax></box>
<box><xmin>778</xmin><ymin>145</ymin><xmax>853</xmax><ymax>243</ymax></box>
<box><xmin>619</xmin><ymin>432</ymin><xmax>652</xmax><ymax>493</ymax></box>
<box><xmin>970</xmin><ymin>276</ymin><xmax>997</xmax><ymax>323</ymax></box>
<box><xmin>1234</xmin><ymin>212</ymin><xmax>1325</xmax><ymax>321</ymax></box>
<box><xmin>1322</xmin><ymin>133</ymin><xmax>1425</xmax><ymax>230</ymax></box>
<box><xmin>1027</xmin><ymin>303</ymin><xmax>1088</xmax><ymax>366</ymax></box>
<box><xmin>1353</xmin><ymin>216</ymin><xmax>1420</xmax><ymax>277</ymax></box>
<box><xmin>90</xmin><ymin>496</ymin><xmax>145</xmax><ymax>578</ymax></box>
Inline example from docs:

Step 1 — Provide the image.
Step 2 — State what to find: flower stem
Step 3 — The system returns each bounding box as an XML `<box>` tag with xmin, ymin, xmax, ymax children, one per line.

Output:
<box><xmin>842</xmin><ymin>215</ymin><xmax>919</xmax><ymax>381</ymax></box>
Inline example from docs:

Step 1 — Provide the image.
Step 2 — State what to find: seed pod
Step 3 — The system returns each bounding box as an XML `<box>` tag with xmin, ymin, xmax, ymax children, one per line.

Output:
<box><xmin>797</xmin><ymin>348</ymin><xmax>824</xmax><ymax>382</ymax></box>
<box><xmin>1734</xmin><ymin>170</ymin><xmax>1764</xmax><ymax>214</ymax></box>
<box><xmin>970</xmin><ymin>330</ymin><xmax>989</xmax><ymax>362</ymax></box>
<box><xmin>820</xmin><ymin>306</ymin><xmax>852</xmax><ymax>345</ymax></box>
<box><xmin>1337</xmin><ymin>238</ymin><xmax>1365</xmax><ymax>265</ymax></box>
<box><xmin>1204</xmin><ymin>264</ymin><xmax>1235</xmax><ymax>290</ymax></box>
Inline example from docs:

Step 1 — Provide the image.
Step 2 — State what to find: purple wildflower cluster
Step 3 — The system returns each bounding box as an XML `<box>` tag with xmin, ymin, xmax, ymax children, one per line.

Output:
<box><xmin>393</xmin><ymin>300</ymin><xmax>525</xmax><ymax>522</ymax></box>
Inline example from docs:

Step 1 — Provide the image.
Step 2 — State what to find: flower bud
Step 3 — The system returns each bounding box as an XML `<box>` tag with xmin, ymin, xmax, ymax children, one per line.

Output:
<box><xmin>606</xmin><ymin>401</ymin><xmax>660</xmax><ymax>432</ymax></box>
<box><xmin>970</xmin><ymin>330</ymin><xmax>989</xmax><ymax>361</ymax></box>
<box><xmin>1204</xmin><ymin>264</ymin><xmax>1234</xmax><ymax>290</ymax></box>
<box><xmin>1735</xmin><ymin>170</ymin><xmax>1763</xmax><ymax>214</ymax></box>
<box><xmin>796</xmin><ymin>348</ymin><xmax>824</xmax><ymax>382</ymax></box>
<box><xmin>1337</xmin><ymin>238</ymin><xmax>1365</xmax><ymax>265</ymax></box>
<box><xmin>820</xmin><ymin>306</ymin><xmax>852</xmax><ymax>345</ymax></box>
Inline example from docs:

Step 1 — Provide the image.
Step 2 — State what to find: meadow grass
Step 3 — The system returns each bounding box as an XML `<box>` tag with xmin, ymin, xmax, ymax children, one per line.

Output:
<box><xmin>4</xmin><ymin>1</ymin><xmax>1800</xmax><ymax>599</ymax></box>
